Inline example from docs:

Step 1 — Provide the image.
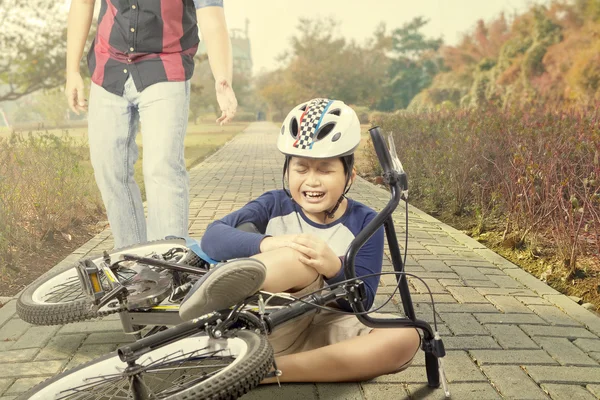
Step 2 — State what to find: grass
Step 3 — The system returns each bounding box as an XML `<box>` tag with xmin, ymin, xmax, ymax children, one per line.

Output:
<box><xmin>2</xmin><ymin>121</ymin><xmax>249</xmax><ymax>200</ymax></box>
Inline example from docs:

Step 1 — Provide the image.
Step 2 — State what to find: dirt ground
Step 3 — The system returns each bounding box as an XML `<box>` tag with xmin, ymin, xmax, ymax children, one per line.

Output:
<box><xmin>0</xmin><ymin>220</ymin><xmax>106</xmax><ymax>297</ymax></box>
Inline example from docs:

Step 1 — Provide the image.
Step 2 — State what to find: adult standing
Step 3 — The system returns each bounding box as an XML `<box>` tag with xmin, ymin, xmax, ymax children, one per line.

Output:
<box><xmin>65</xmin><ymin>0</ymin><xmax>237</xmax><ymax>248</ymax></box>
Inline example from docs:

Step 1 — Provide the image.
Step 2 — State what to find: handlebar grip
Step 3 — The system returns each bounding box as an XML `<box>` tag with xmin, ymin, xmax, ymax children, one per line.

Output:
<box><xmin>369</xmin><ymin>126</ymin><xmax>394</xmax><ymax>174</ymax></box>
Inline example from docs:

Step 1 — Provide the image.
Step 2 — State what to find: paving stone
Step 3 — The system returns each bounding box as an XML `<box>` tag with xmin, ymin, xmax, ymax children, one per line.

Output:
<box><xmin>486</xmin><ymin>275</ymin><xmax>524</xmax><ymax>289</ymax></box>
<box><xmin>64</xmin><ymin>344</ymin><xmax>117</xmax><ymax>370</ymax></box>
<box><xmin>520</xmin><ymin>325</ymin><xmax>598</xmax><ymax>339</ymax></box>
<box><xmin>1</xmin><ymin>361</ymin><xmax>64</xmax><ymax>378</ymax></box>
<box><xmin>450</xmin><ymin>266</ymin><xmax>489</xmax><ymax>281</ymax></box>
<box><xmin>443</xmin><ymin>336</ymin><xmax>501</xmax><ymax>350</ymax></box>
<box><xmin>0</xmin><ymin>380</ymin><xmax>13</xmax><ymax>396</ymax></box>
<box><xmin>504</xmin><ymin>268</ymin><xmax>561</xmax><ymax>295</ymax></box>
<box><xmin>533</xmin><ymin>337</ymin><xmax>598</xmax><ymax>366</ymax></box>
<box><xmin>35</xmin><ymin>334</ymin><xmax>86</xmax><ymax>361</ymax></box>
<box><xmin>529</xmin><ymin>305</ymin><xmax>582</xmax><ymax>326</ymax></box>
<box><xmin>240</xmin><ymin>383</ymin><xmax>318</xmax><ymax>400</ymax></box>
<box><xmin>574</xmin><ymin>339</ymin><xmax>600</xmax><ymax>353</ymax></box>
<box><xmin>476</xmin><ymin>288</ymin><xmax>536</xmax><ymax>296</ymax></box>
<box><xmin>524</xmin><ymin>366</ymin><xmax>600</xmax><ymax>384</ymax></box>
<box><xmin>442</xmin><ymin>351</ymin><xmax>487</xmax><ymax>382</ymax></box>
<box><xmin>542</xmin><ymin>295</ymin><xmax>600</xmax><ymax>337</ymax></box>
<box><xmin>372</xmin><ymin>296</ymin><xmax>402</xmax><ymax>313</ymax></box>
<box><xmin>0</xmin><ymin>320</ymin><xmax>31</xmax><ymax>342</ymax></box>
<box><xmin>361</xmin><ymin>383</ymin><xmax>410</xmax><ymax>399</ymax></box>
<box><xmin>442</xmin><ymin>313</ymin><xmax>489</xmax><ymax>336</ymax></box>
<box><xmin>11</xmin><ymin>326</ymin><xmax>60</xmax><ymax>350</ymax></box>
<box><xmin>462</xmin><ymin>279</ymin><xmax>498</xmax><ymax>288</ymax></box>
<box><xmin>517</xmin><ymin>296</ymin><xmax>552</xmax><ymax>306</ymax></box>
<box><xmin>0</xmin><ymin>348</ymin><xmax>39</xmax><ymax>363</ymax></box>
<box><xmin>481</xmin><ymin>365</ymin><xmax>549</xmax><ymax>399</ymax></box>
<box><xmin>470</xmin><ymin>350</ymin><xmax>557</xmax><ymax>365</ymax></box>
<box><xmin>406</xmin><ymin>272</ymin><xmax>460</xmax><ymax>280</ymax></box>
<box><xmin>410</xmin><ymin>294</ymin><xmax>456</xmax><ymax>304</ymax></box>
<box><xmin>315</xmin><ymin>383</ymin><xmax>363</xmax><ymax>400</ymax></box>
<box><xmin>0</xmin><ymin>301</ymin><xmax>16</xmax><ymax>330</ymax></box>
<box><xmin>4</xmin><ymin>377</ymin><xmax>47</xmax><ymax>395</ymax></box>
<box><xmin>438</xmin><ymin>279</ymin><xmax>465</xmax><ymax>287</ymax></box>
<box><xmin>409</xmin><ymin>279</ymin><xmax>448</xmax><ymax>294</ymax></box>
<box><xmin>57</xmin><ymin>319</ymin><xmax>125</xmax><ymax>334</ymax></box>
<box><xmin>486</xmin><ymin>295</ymin><xmax>532</xmax><ymax>313</ymax></box>
<box><xmin>374</xmin><ymin>365</ymin><xmax>427</xmax><ymax>384</ymax></box>
<box><xmin>473</xmin><ymin>313</ymin><xmax>547</xmax><ymax>325</ymax></box>
<box><xmin>406</xmin><ymin>383</ymin><xmax>500</xmax><ymax>399</ymax></box>
<box><xmin>446</xmin><ymin>287</ymin><xmax>489</xmax><ymax>304</ymax></box>
<box><xmin>540</xmin><ymin>384</ymin><xmax>597</xmax><ymax>400</ymax></box>
<box><xmin>486</xmin><ymin>325</ymin><xmax>539</xmax><ymax>349</ymax></box>
<box><xmin>578</xmin><ymin>350</ymin><xmax>598</xmax><ymax>364</ymax></box>
<box><xmin>84</xmin><ymin>332</ymin><xmax>136</xmax><ymax>345</ymax></box>
<box><xmin>417</xmin><ymin>259</ymin><xmax>453</xmax><ymax>273</ymax></box>
<box><xmin>445</xmin><ymin>259</ymin><xmax>494</xmax><ymax>267</ymax></box>
<box><xmin>587</xmin><ymin>384</ymin><xmax>600</xmax><ymax>397</ymax></box>
<box><xmin>473</xmin><ymin>248</ymin><xmax>520</xmax><ymax>270</ymax></box>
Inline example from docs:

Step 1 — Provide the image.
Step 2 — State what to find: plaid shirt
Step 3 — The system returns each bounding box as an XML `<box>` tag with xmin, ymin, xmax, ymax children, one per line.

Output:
<box><xmin>87</xmin><ymin>0</ymin><xmax>223</xmax><ymax>95</ymax></box>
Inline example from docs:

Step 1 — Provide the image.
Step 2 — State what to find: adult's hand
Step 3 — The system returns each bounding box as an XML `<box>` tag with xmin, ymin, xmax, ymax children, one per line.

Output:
<box><xmin>65</xmin><ymin>72</ymin><xmax>88</xmax><ymax>114</ymax></box>
<box><xmin>215</xmin><ymin>78</ymin><xmax>237</xmax><ymax>125</ymax></box>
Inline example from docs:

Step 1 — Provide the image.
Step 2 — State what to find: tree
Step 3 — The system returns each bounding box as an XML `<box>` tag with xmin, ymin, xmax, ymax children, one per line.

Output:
<box><xmin>0</xmin><ymin>0</ymin><xmax>68</xmax><ymax>102</ymax></box>
<box><xmin>384</xmin><ymin>17</ymin><xmax>445</xmax><ymax>109</ymax></box>
<box><xmin>256</xmin><ymin>18</ymin><xmax>391</xmax><ymax>115</ymax></box>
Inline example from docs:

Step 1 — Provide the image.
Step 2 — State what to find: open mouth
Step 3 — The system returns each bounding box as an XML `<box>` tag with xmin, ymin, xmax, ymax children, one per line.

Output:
<box><xmin>303</xmin><ymin>191</ymin><xmax>325</xmax><ymax>200</ymax></box>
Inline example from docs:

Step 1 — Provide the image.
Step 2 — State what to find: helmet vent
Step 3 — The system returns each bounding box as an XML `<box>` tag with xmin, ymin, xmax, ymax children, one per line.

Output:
<box><xmin>316</xmin><ymin>122</ymin><xmax>336</xmax><ymax>141</ymax></box>
<box><xmin>299</xmin><ymin>104</ymin><xmax>308</xmax><ymax>112</ymax></box>
<box><xmin>331</xmin><ymin>132</ymin><xmax>341</xmax><ymax>142</ymax></box>
<box><xmin>328</xmin><ymin>108</ymin><xmax>341</xmax><ymax>116</ymax></box>
<box><xmin>280</xmin><ymin>124</ymin><xmax>285</xmax><ymax>135</ymax></box>
<box><xmin>290</xmin><ymin>117</ymin><xmax>299</xmax><ymax>139</ymax></box>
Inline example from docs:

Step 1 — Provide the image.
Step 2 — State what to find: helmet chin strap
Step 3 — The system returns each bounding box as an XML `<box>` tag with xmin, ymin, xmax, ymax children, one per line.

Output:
<box><xmin>324</xmin><ymin>174</ymin><xmax>354</xmax><ymax>220</ymax></box>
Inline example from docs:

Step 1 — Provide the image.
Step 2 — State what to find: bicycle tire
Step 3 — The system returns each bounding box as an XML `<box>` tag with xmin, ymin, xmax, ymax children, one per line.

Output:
<box><xmin>17</xmin><ymin>238</ymin><xmax>203</xmax><ymax>326</ymax></box>
<box><xmin>17</xmin><ymin>329</ymin><xmax>273</xmax><ymax>400</ymax></box>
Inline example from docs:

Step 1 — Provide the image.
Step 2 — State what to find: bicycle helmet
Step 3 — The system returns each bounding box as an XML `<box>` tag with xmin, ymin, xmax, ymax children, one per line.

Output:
<box><xmin>278</xmin><ymin>98</ymin><xmax>361</xmax><ymax>219</ymax></box>
<box><xmin>277</xmin><ymin>98</ymin><xmax>361</xmax><ymax>159</ymax></box>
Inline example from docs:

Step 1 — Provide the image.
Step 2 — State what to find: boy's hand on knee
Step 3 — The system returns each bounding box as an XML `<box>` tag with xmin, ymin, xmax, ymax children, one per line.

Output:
<box><xmin>289</xmin><ymin>234</ymin><xmax>342</xmax><ymax>279</ymax></box>
<box><xmin>259</xmin><ymin>235</ymin><xmax>300</xmax><ymax>253</ymax></box>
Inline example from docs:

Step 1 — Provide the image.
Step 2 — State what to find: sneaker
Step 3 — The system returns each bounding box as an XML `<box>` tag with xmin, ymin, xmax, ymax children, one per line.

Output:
<box><xmin>179</xmin><ymin>258</ymin><xmax>267</xmax><ymax>321</ymax></box>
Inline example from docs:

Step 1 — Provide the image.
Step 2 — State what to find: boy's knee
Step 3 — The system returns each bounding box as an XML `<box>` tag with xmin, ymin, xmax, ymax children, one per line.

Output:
<box><xmin>371</xmin><ymin>328</ymin><xmax>421</xmax><ymax>372</ymax></box>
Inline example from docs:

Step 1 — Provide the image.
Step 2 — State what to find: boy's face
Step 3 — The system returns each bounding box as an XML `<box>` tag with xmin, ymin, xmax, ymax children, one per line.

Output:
<box><xmin>288</xmin><ymin>156</ymin><xmax>353</xmax><ymax>219</ymax></box>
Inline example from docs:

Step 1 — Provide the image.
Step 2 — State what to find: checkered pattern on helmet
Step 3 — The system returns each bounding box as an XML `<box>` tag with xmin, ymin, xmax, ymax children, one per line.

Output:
<box><xmin>293</xmin><ymin>98</ymin><xmax>329</xmax><ymax>149</ymax></box>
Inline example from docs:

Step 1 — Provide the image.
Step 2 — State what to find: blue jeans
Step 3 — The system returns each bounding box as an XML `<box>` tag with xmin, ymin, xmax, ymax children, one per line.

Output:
<box><xmin>88</xmin><ymin>77</ymin><xmax>190</xmax><ymax>248</ymax></box>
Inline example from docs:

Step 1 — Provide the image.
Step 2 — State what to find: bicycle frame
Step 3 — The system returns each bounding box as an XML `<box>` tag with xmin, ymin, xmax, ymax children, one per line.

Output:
<box><xmin>114</xmin><ymin>126</ymin><xmax>446</xmax><ymax>390</ymax></box>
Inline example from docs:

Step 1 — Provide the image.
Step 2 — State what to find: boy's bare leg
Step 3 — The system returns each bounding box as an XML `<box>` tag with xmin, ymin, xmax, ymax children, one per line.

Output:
<box><xmin>252</xmin><ymin>247</ymin><xmax>319</xmax><ymax>293</ymax></box>
<box><xmin>248</xmin><ymin>247</ymin><xmax>420</xmax><ymax>381</ymax></box>
<box><xmin>262</xmin><ymin>327</ymin><xmax>420</xmax><ymax>383</ymax></box>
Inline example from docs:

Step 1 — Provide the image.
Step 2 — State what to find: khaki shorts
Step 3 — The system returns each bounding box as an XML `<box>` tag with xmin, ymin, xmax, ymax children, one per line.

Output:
<box><xmin>267</xmin><ymin>276</ymin><xmax>388</xmax><ymax>356</ymax></box>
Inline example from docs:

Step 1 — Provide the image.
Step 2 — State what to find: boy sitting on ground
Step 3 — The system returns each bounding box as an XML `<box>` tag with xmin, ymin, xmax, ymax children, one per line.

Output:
<box><xmin>179</xmin><ymin>98</ymin><xmax>420</xmax><ymax>382</ymax></box>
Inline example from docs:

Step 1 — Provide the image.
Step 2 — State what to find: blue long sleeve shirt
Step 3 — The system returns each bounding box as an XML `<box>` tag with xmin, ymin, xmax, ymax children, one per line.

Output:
<box><xmin>201</xmin><ymin>190</ymin><xmax>384</xmax><ymax>311</ymax></box>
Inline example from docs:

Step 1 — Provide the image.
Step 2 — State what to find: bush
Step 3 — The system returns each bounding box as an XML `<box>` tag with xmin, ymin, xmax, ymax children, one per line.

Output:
<box><xmin>364</xmin><ymin>106</ymin><xmax>600</xmax><ymax>274</ymax></box>
<box><xmin>0</xmin><ymin>132</ymin><xmax>103</xmax><ymax>272</ymax></box>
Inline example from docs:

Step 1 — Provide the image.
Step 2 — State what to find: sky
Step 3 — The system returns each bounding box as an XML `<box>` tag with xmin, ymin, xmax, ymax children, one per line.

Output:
<box><xmin>64</xmin><ymin>0</ymin><xmax>547</xmax><ymax>75</ymax></box>
<box><xmin>221</xmin><ymin>0</ymin><xmax>546</xmax><ymax>74</ymax></box>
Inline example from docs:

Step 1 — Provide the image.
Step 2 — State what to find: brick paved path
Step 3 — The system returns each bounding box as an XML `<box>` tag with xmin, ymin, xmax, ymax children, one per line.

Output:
<box><xmin>1</xmin><ymin>122</ymin><xmax>599</xmax><ymax>399</ymax></box>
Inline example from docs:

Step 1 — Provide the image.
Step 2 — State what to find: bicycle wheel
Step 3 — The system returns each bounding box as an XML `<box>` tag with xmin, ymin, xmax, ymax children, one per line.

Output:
<box><xmin>17</xmin><ymin>238</ymin><xmax>203</xmax><ymax>325</ymax></box>
<box><xmin>18</xmin><ymin>330</ymin><xmax>273</xmax><ymax>400</ymax></box>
